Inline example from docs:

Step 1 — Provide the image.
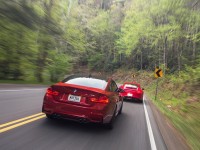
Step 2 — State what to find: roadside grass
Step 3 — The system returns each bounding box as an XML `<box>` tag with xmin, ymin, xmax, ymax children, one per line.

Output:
<box><xmin>113</xmin><ymin>68</ymin><xmax>200</xmax><ymax>150</ymax></box>
<box><xmin>146</xmin><ymin>77</ymin><xmax>200</xmax><ymax>150</ymax></box>
<box><xmin>0</xmin><ymin>80</ymin><xmax>53</xmax><ymax>85</ymax></box>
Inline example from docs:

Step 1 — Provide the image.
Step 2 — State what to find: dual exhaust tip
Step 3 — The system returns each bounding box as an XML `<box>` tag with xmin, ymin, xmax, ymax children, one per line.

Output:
<box><xmin>51</xmin><ymin>114</ymin><xmax>89</xmax><ymax>123</ymax></box>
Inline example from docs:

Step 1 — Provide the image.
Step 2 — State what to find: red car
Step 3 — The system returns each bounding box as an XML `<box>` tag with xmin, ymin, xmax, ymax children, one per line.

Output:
<box><xmin>42</xmin><ymin>75</ymin><xmax>123</xmax><ymax>129</ymax></box>
<box><xmin>119</xmin><ymin>82</ymin><xmax>144</xmax><ymax>102</ymax></box>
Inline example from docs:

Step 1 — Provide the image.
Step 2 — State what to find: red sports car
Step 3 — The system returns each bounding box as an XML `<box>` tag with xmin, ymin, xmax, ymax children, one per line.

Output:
<box><xmin>119</xmin><ymin>82</ymin><xmax>144</xmax><ymax>102</ymax></box>
<box><xmin>42</xmin><ymin>75</ymin><xmax>123</xmax><ymax>129</ymax></box>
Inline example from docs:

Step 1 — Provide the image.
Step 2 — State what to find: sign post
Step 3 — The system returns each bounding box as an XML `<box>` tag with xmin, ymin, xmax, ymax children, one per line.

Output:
<box><xmin>154</xmin><ymin>67</ymin><xmax>163</xmax><ymax>100</ymax></box>
<box><xmin>155</xmin><ymin>78</ymin><xmax>159</xmax><ymax>101</ymax></box>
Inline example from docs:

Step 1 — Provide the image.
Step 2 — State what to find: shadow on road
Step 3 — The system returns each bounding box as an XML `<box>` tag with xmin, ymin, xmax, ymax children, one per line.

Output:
<box><xmin>40</xmin><ymin>112</ymin><xmax>130</xmax><ymax>134</ymax></box>
<box><xmin>123</xmin><ymin>99</ymin><xmax>143</xmax><ymax>104</ymax></box>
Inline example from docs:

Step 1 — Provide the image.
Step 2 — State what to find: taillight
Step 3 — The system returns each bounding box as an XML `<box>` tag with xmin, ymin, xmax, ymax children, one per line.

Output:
<box><xmin>137</xmin><ymin>90</ymin><xmax>142</xmax><ymax>94</ymax></box>
<box><xmin>90</xmin><ymin>95</ymin><xmax>109</xmax><ymax>104</ymax></box>
<box><xmin>46</xmin><ymin>88</ymin><xmax>59</xmax><ymax>96</ymax></box>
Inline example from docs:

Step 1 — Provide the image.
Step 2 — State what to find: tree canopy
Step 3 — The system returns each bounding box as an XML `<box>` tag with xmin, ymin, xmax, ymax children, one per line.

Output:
<box><xmin>0</xmin><ymin>0</ymin><xmax>199</xmax><ymax>82</ymax></box>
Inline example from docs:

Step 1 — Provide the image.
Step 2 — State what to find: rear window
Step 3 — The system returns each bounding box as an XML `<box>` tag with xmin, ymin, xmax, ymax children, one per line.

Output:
<box><xmin>63</xmin><ymin>77</ymin><xmax>107</xmax><ymax>90</ymax></box>
<box><xmin>124</xmin><ymin>84</ymin><xmax>138</xmax><ymax>89</ymax></box>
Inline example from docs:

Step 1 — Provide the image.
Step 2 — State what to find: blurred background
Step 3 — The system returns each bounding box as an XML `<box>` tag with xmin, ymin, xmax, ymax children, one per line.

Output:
<box><xmin>0</xmin><ymin>0</ymin><xmax>200</xmax><ymax>148</ymax></box>
<box><xmin>0</xmin><ymin>0</ymin><xmax>199</xmax><ymax>83</ymax></box>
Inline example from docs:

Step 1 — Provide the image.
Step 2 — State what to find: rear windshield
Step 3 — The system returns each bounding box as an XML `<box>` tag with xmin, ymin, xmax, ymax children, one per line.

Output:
<box><xmin>63</xmin><ymin>77</ymin><xmax>107</xmax><ymax>90</ymax></box>
<box><xmin>124</xmin><ymin>84</ymin><xmax>138</xmax><ymax>89</ymax></box>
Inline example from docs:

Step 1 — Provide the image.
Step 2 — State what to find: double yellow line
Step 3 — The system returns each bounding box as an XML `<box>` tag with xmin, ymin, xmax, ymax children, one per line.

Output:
<box><xmin>0</xmin><ymin>113</ymin><xmax>46</xmax><ymax>133</ymax></box>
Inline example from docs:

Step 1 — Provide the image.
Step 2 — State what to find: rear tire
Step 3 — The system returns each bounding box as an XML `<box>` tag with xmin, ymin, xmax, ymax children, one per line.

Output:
<box><xmin>140</xmin><ymin>96</ymin><xmax>144</xmax><ymax>103</ymax></box>
<box><xmin>119</xmin><ymin>101</ymin><xmax>123</xmax><ymax>115</ymax></box>
<box><xmin>105</xmin><ymin>107</ymin><xmax>117</xmax><ymax>129</ymax></box>
<box><xmin>46</xmin><ymin>114</ymin><xmax>53</xmax><ymax>119</ymax></box>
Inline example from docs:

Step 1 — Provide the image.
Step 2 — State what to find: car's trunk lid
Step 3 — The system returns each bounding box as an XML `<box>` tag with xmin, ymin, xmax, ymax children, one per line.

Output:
<box><xmin>51</xmin><ymin>83</ymin><xmax>105</xmax><ymax>106</ymax></box>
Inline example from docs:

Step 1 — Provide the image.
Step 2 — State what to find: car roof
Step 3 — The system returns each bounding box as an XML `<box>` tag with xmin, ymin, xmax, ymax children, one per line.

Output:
<box><xmin>123</xmin><ymin>82</ymin><xmax>140</xmax><ymax>86</ymax></box>
<box><xmin>62</xmin><ymin>74</ymin><xmax>110</xmax><ymax>82</ymax></box>
<box><xmin>61</xmin><ymin>74</ymin><xmax>111</xmax><ymax>90</ymax></box>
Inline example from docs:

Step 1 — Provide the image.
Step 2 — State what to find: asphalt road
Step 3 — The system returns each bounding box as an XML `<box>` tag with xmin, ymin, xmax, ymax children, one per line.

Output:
<box><xmin>0</xmin><ymin>84</ymin><xmax>166</xmax><ymax>150</ymax></box>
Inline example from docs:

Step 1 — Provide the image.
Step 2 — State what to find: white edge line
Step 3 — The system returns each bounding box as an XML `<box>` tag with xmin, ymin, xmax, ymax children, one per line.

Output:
<box><xmin>143</xmin><ymin>95</ymin><xmax>157</xmax><ymax>150</ymax></box>
<box><xmin>0</xmin><ymin>88</ymin><xmax>46</xmax><ymax>92</ymax></box>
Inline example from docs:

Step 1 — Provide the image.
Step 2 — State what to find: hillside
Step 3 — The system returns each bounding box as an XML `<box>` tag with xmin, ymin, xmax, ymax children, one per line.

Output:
<box><xmin>112</xmin><ymin>68</ymin><xmax>200</xmax><ymax>149</ymax></box>
<box><xmin>0</xmin><ymin>0</ymin><xmax>199</xmax><ymax>149</ymax></box>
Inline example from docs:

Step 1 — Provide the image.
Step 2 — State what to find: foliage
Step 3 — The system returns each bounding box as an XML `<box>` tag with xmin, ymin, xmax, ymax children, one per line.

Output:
<box><xmin>0</xmin><ymin>0</ymin><xmax>87</xmax><ymax>82</ymax></box>
<box><xmin>0</xmin><ymin>18</ymin><xmax>38</xmax><ymax>80</ymax></box>
<box><xmin>0</xmin><ymin>0</ymin><xmax>199</xmax><ymax>82</ymax></box>
<box><xmin>47</xmin><ymin>51</ymin><xmax>72</xmax><ymax>82</ymax></box>
<box><xmin>113</xmin><ymin>67</ymin><xmax>200</xmax><ymax>149</ymax></box>
<box><xmin>117</xmin><ymin>0</ymin><xmax>200</xmax><ymax>72</ymax></box>
<box><xmin>0</xmin><ymin>1</ymin><xmax>200</xmax><ymax>148</ymax></box>
<box><xmin>145</xmin><ymin>70</ymin><xmax>200</xmax><ymax>149</ymax></box>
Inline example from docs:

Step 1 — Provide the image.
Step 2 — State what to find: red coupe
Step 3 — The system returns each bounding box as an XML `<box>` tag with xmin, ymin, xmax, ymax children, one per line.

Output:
<box><xmin>42</xmin><ymin>75</ymin><xmax>123</xmax><ymax>129</ymax></box>
<box><xmin>119</xmin><ymin>82</ymin><xmax>144</xmax><ymax>102</ymax></box>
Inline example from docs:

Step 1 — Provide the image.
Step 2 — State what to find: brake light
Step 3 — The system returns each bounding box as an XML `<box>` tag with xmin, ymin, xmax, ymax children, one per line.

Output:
<box><xmin>137</xmin><ymin>90</ymin><xmax>142</xmax><ymax>94</ymax></box>
<box><xmin>90</xmin><ymin>96</ymin><xmax>109</xmax><ymax>104</ymax></box>
<box><xmin>46</xmin><ymin>88</ymin><xmax>59</xmax><ymax>96</ymax></box>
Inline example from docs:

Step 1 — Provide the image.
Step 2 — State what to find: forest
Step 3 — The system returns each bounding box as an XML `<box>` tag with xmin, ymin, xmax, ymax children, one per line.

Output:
<box><xmin>0</xmin><ymin>1</ymin><xmax>200</xmax><ymax>149</ymax></box>
<box><xmin>0</xmin><ymin>0</ymin><xmax>199</xmax><ymax>83</ymax></box>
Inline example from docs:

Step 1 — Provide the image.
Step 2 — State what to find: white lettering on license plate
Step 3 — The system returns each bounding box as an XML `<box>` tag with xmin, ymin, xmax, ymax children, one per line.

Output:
<box><xmin>68</xmin><ymin>94</ymin><xmax>81</xmax><ymax>102</ymax></box>
<box><xmin>127</xmin><ymin>93</ymin><xmax>133</xmax><ymax>96</ymax></box>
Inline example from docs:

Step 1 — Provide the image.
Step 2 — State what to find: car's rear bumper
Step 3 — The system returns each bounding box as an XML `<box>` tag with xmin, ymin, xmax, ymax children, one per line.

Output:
<box><xmin>42</xmin><ymin>98</ymin><xmax>112</xmax><ymax>124</ymax></box>
<box><xmin>123</xmin><ymin>95</ymin><xmax>143</xmax><ymax>101</ymax></box>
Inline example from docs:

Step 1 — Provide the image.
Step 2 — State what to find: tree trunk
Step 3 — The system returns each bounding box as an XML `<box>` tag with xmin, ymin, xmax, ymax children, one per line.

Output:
<box><xmin>163</xmin><ymin>36</ymin><xmax>167</xmax><ymax>75</ymax></box>
<box><xmin>192</xmin><ymin>27</ymin><xmax>198</xmax><ymax>64</ymax></box>
<box><xmin>192</xmin><ymin>40</ymin><xmax>196</xmax><ymax>63</ymax></box>
<box><xmin>177</xmin><ymin>41</ymin><xmax>183</xmax><ymax>76</ymax></box>
<box><xmin>158</xmin><ymin>46</ymin><xmax>160</xmax><ymax>66</ymax></box>
<box><xmin>36</xmin><ymin>50</ymin><xmax>48</xmax><ymax>82</ymax></box>
<box><xmin>68</xmin><ymin>0</ymin><xmax>72</xmax><ymax>17</ymax></box>
<box><xmin>140</xmin><ymin>51</ymin><xmax>143</xmax><ymax>70</ymax></box>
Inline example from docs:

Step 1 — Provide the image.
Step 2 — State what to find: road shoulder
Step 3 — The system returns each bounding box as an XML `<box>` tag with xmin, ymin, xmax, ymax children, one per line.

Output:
<box><xmin>148</xmin><ymin>99</ymin><xmax>190</xmax><ymax>150</ymax></box>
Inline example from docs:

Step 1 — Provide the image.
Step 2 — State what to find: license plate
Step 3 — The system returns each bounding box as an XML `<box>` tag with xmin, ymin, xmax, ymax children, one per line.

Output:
<box><xmin>127</xmin><ymin>93</ymin><xmax>133</xmax><ymax>96</ymax></box>
<box><xmin>68</xmin><ymin>94</ymin><xmax>81</xmax><ymax>102</ymax></box>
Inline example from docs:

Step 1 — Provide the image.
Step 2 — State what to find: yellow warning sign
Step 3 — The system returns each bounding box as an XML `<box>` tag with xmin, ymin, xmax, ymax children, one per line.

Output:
<box><xmin>155</xmin><ymin>68</ymin><xmax>163</xmax><ymax>78</ymax></box>
<box><xmin>132</xmin><ymin>74</ymin><xmax>136</xmax><ymax>78</ymax></box>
